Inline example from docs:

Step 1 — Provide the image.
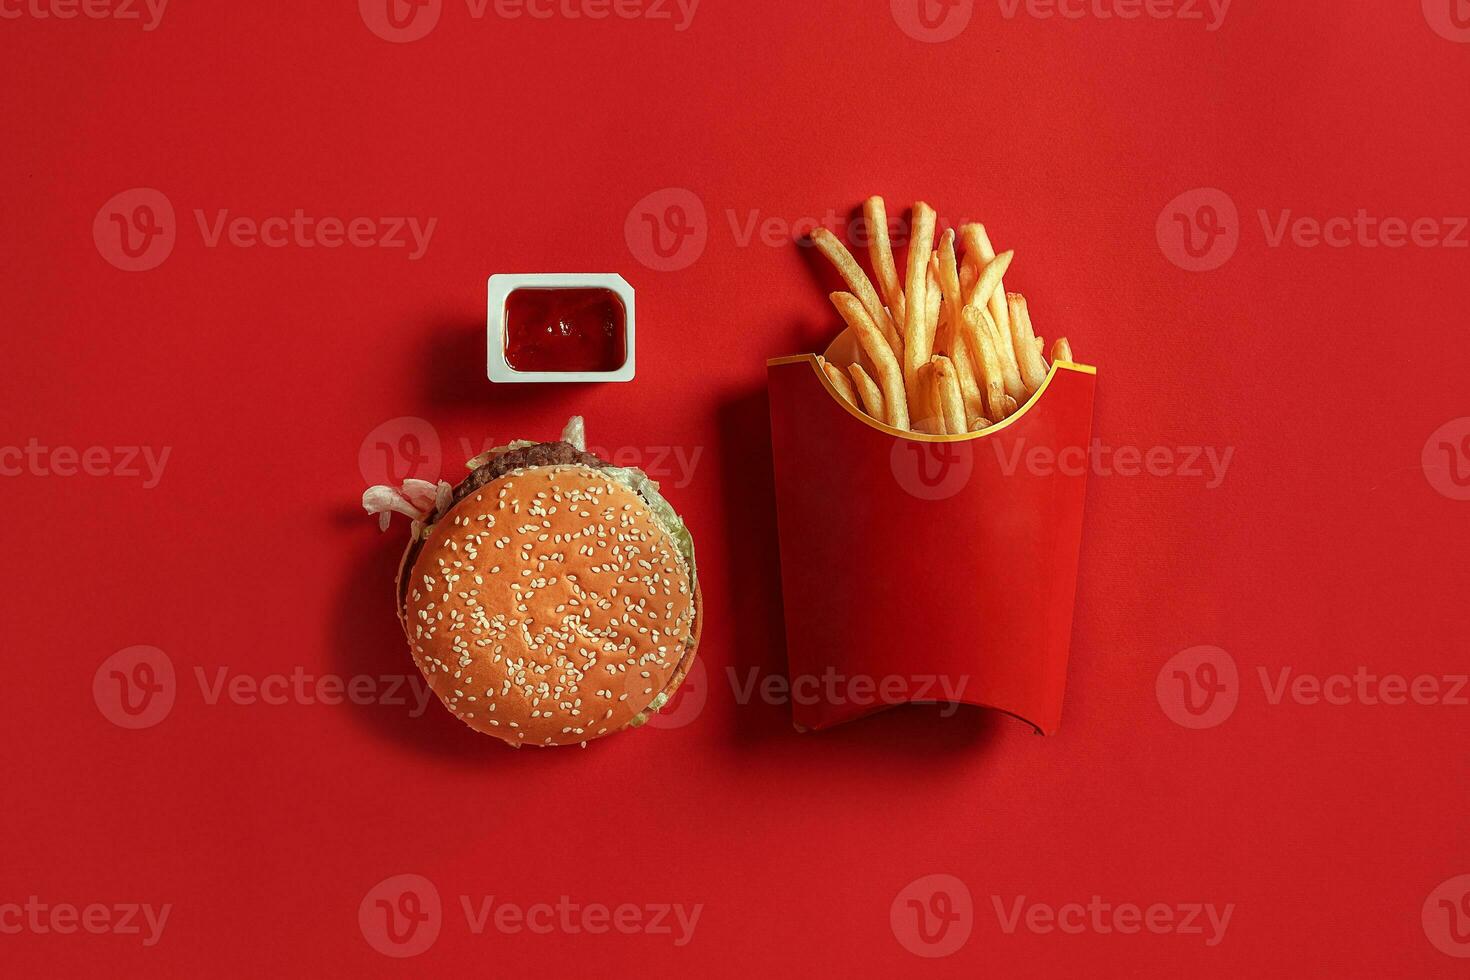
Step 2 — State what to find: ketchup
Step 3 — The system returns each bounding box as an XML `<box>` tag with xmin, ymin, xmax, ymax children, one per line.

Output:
<box><xmin>503</xmin><ymin>288</ymin><xmax>626</xmax><ymax>373</ymax></box>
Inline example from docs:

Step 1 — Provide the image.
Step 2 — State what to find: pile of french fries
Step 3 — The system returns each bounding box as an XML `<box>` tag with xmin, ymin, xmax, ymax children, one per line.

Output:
<box><xmin>812</xmin><ymin>197</ymin><xmax>1074</xmax><ymax>434</ymax></box>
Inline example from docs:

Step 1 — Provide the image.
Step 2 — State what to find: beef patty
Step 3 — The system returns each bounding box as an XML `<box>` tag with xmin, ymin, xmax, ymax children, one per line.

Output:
<box><xmin>452</xmin><ymin>441</ymin><xmax>609</xmax><ymax>507</ymax></box>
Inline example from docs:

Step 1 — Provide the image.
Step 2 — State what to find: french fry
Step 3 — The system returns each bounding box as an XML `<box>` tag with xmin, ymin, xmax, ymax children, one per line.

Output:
<box><xmin>920</xmin><ymin>263</ymin><xmax>943</xmax><ymax>426</ymax></box>
<box><xmin>961</xmin><ymin>224</ymin><xmax>1023</xmax><ymax>397</ymax></box>
<box><xmin>812</xmin><ymin>228</ymin><xmax>900</xmax><ymax>355</ymax></box>
<box><xmin>884</xmin><ymin>307</ymin><xmax>905</xmax><ymax>363</ymax></box>
<box><xmin>847</xmin><ymin>362</ymin><xmax>886</xmax><ymax>421</ymax></box>
<box><xmin>959</xmin><ymin>260</ymin><xmax>977</xmax><ymax>298</ymax></box>
<box><xmin>968</xmin><ymin>415</ymin><xmax>994</xmax><ymax>432</ymax></box>
<box><xmin>818</xmin><ymin>356</ymin><xmax>859</xmax><ymax>408</ymax></box>
<box><xmin>1008</xmin><ymin>293</ymin><xmax>1051</xmax><ymax>392</ymax></box>
<box><xmin>961</xmin><ymin>306</ymin><xmax>1011</xmax><ymax>423</ymax></box>
<box><xmin>924</xmin><ymin>261</ymin><xmax>942</xmax><ymax>350</ymax></box>
<box><xmin>863</xmin><ymin>196</ymin><xmax>906</xmax><ymax>330</ymax></box>
<box><xmin>830</xmin><ymin>292</ymin><xmax>910</xmax><ymax>430</ymax></box>
<box><xmin>940</xmin><ymin>308</ymin><xmax>984</xmax><ymax>421</ymax></box>
<box><xmin>1052</xmin><ymin>337</ymin><xmax>1073</xmax><ymax>363</ymax></box>
<box><xmin>963</xmin><ymin>248</ymin><xmax>1014</xmax><ymax>316</ymax></box>
<box><xmin>913</xmin><ymin>360</ymin><xmax>942</xmax><ymax>433</ymax></box>
<box><xmin>933</xmin><ymin>233</ymin><xmax>961</xmax><ymax>327</ymax></box>
<box><xmin>933</xmin><ymin>234</ymin><xmax>984</xmax><ymax>418</ymax></box>
<box><xmin>931</xmin><ymin>356</ymin><xmax>967</xmax><ymax>437</ymax></box>
<box><xmin>981</xmin><ymin>306</ymin><xmax>1025</xmax><ymax>404</ymax></box>
<box><xmin>964</xmin><ymin>246</ymin><xmax>1025</xmax><ymax>402</ymax></box>
<box><xmin>902</xmin><ymin>202</ymin><xmax>938</xmax><ymax>412</ymax></box>
<box><xmin>962</xmin><ymin>225</ymin><xmax>1015</xmax><ymax>344</ymax></box>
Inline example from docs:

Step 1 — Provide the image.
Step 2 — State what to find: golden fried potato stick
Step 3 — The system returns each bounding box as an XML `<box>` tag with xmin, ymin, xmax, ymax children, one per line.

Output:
<box><xmin>961</xmin><ymin>224</ymin><xmax>1024</xmax><ymax>395</ymax></box>
<box><xmin>818</xmin><ymin>356</ymin><xmax>859</xmax><ymax>408</ymax></box>
<box><xmin>931</xmin><ymin>356</ymin><xmax>967</xmax><ymax>437</ymax></box>
<box><xmin>933</xmin><ymin>235</ymin><xmax>984</xmax><ymax>419</ymax></box>
<box><xmin>913</xmin><ymin>360</ymin><xmax>942</xmax><ymax>433</ymax></box>
<box><xmin>963</xmin><ymin>247</ymin><xmax>1024</xmax><ymax>400</ymax></box>
<box><xmin>979</xmin><ymin>305</ymin><xmax>1025</xmax><ymax>404</ymax></box>
<box><xmin>920</xmin><ymin>264</ymin><xmax>944</xmax><ymax>425</ymax></box>
<box><xmin>847</xmin><ymin>362</ymin><xmax>886</xmax><ymax>421</ymax></box>
<box><xmin>902</xmin><ymin>202</ymin><xmax>938</xmax><ymax>410</ymax></box>
<box><xmin>924</xmin><ymin>261</ymin><xmax>942</xmax><ymax>345</ymax></box>
<box><xmin>1008</xmin><ymin>293</ymin><xmax>1051</xmax><ymax>392</ymax></box>
<box><xmin>961</xmin><ymin>306</ymin><xmax>1012</xmax><ymax>423</ymax></box>
<box><xmin>936</xmin><ymin>303</ymin><xmax>981</xmax><ymax>419</ymax></box>
<box><xmin>1051</xmin><ymin>337</ymin><xmax>1073</xmax><ymax>363</ymax></box>
<box><xmin>812</xmin><ymin>228</ymin><xmax>900</xmax><ymax>355</ymax></box>
<box><xmin>961</xmin><ymin>224</ymin><xmax>1015</xmax><ymax>342</ymax></box>
<box><xmin>967</xmin><ymin>415</ymin><xmax>994</xmax><ymax>432</ymax></box>
<box><xmin>830</xmin><ymin>292</ymin><xmax>910</xmax><ymax>431</ymax></box>
<box><xmin>863</xmin><ymin>196</ymin><xmax>906</xmax><ymax>330</ymax></box>
<box><xmin>963</xmin><ymin>248</ymin><xmax>1014</xmax><ymax>316</ymax></box>
<box><xmin>959</xmin><ymin>260</ymin><xmax>977</xmax><ymax>298</ymax></box>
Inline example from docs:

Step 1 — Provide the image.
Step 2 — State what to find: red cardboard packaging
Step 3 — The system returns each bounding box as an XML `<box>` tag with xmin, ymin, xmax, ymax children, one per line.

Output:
<box><xmin>766</xmin><ymin>330</ymin><xmax>1097</xmax><ymax>734</ymax></box>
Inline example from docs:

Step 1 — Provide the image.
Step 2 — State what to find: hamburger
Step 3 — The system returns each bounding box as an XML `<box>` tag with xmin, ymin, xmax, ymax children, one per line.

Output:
<box><xmin>363</xmin><ymin>417</ymin><xmax>700</xmax><ymax>747</ymax></box>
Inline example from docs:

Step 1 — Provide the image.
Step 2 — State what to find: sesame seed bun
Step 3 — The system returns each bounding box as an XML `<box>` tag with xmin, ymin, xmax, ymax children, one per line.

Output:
<box><xmin>400</xmin><ymin>464</ymin><xmax>699</xmax><ymax>747</ymax></box>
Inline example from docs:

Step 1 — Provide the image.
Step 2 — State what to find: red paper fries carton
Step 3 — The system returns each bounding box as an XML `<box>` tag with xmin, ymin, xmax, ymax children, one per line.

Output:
<box><xmin>766</xmin><ymin>332</ymin><xmax>1097</xmax><ymax>734</ymax></box>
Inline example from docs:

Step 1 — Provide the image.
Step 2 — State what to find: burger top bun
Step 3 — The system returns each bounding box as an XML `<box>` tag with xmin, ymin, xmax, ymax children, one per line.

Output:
<box><xmin>401</xmin><ymin>464</ymin><xmax>697</xmax><ymax>747</ymax></box>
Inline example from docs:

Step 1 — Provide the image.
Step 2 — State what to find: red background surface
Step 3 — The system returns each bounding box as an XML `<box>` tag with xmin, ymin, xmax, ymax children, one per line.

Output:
<box><xmin>3</xmin><ymin>1</ymin><xmax>1468</xmax><ymax>975</ymax></box>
